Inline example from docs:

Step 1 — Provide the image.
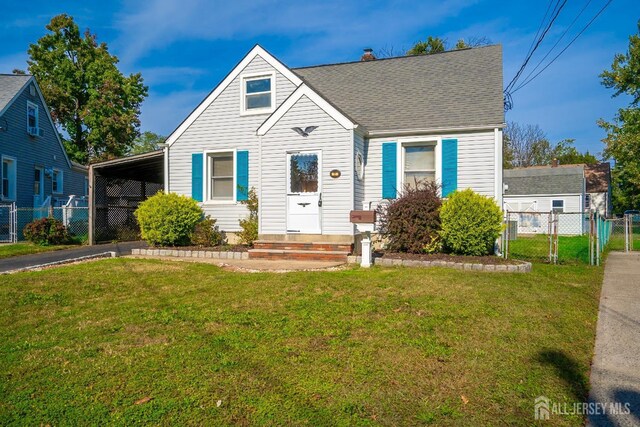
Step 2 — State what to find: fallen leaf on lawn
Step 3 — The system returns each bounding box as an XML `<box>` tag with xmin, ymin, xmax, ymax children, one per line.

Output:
<box><xmin>135</xmin><ymin>396</ymin><xmax>153</xmax><ymax>405</ymax></box>
<box><xmin>216</xmin><ymin>400</ymin><xmax>222</xmax><ymax>407</ymax></box>
<box><xmin>461</xmin><ymin>395</ymin><xmax>469</xmax><ymax>405</ymax></box>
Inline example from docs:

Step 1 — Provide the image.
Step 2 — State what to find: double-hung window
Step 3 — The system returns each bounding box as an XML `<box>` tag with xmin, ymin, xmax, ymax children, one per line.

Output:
<box><xmin>242</xmin><ymin>74</ymin><xmax>274</xmax><ymax>113</ymax></box>
<box><xmin>208</xmin><ymin>152</ymin><xmax>234</xmax><ymax>201</ymax></box>
<box><xmin>403</xmin><ymin>144</ymin><xmax>435</xmax><ymax>188</ymax></box>
<box><xmin>52</xmin><ymin>169</ymin><xmax>63</xmax><ymax>194</ymax></box>
<box><xmin>1</xmin><ymin>157</ymin><xmax>16</xmax><ymax>200</ymax></box>
<box><xmin>27</xmin><ymin>101</ymin><xmax>39</xmax><ymax>136</ymax></box>
<box><xmin>552</xmin><ymin>199</ymin><xmax>564</xmax><ymax>213</ymax></box>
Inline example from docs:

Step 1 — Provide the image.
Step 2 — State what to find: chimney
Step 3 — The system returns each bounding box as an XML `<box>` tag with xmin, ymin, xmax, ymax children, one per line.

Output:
<box><xmin>551</xmin><ymin>158</ymin><xmax>559</xmax><ymax>168</ymax></box>
<box><xmin>361</xmin><ymin>48</ymin><xmax>376</xmax><ymax>61</ymax></box>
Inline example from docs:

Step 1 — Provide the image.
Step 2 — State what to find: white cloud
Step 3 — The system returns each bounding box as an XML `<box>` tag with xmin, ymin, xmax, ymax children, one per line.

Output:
<box><xmin>114</xmin><ymin>0</ymin><xmax>479</xmax><ymax>64</ymax></box>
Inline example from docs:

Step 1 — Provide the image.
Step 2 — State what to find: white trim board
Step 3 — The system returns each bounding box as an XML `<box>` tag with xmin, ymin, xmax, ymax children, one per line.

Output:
<box><xmin>166</xmin><ymin>45</ymin><xmax>303</xmax><ymax>147</ymax></box>
<box><xmin>256</xmin><ymin>84</ymin><xmax>357</xmax><ymax>136</ymax></box>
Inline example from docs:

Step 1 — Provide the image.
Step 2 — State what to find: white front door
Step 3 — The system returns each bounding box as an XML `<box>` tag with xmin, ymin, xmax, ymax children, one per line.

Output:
<box><xmin>287</xmin><ymin>151</ymin><xmax>321</xmax><ymax>234</ymax></box>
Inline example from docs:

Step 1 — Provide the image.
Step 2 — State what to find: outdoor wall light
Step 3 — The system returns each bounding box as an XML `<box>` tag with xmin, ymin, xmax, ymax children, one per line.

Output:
<box><xmin>330</xmin><ymin>169</ymin><xmax>341</xmax><ymax>178</ymax></box>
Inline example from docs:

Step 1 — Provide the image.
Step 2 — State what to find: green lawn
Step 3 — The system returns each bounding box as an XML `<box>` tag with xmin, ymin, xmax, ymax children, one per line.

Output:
<box><xmin>0</xmin><ymin>243</ymin><xmax>77</xmax><ymax>259</ymax></box>
<box><xmin>508</xmin><ymin>234</ymin><xmax>591</xmax><ymax>264</ymax></box>
<box><xmin>0</xmin><ymin>259</ymin><xmax>603</xmax><ymax>426</ymax></box>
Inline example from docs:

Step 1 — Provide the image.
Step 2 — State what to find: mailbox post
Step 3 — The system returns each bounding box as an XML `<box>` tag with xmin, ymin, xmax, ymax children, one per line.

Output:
<box><xmin>349</xmin><ymin>209</ymin><xmax>377</xmax><ymax>268</ymax></box>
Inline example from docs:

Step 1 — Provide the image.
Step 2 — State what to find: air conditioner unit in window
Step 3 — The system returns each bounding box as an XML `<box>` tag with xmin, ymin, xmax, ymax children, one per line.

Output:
<box><xmin>28</xmin><ymin>127</ymin><xmax>43</xmax><ymax>137</ymax></box>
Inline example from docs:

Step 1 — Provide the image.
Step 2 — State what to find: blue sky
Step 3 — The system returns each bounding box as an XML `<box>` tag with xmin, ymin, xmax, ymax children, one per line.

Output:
<box><xmin>1</xmin><ymin>0</ymin><xmax>637</xmax><ymax>156</ymax></box>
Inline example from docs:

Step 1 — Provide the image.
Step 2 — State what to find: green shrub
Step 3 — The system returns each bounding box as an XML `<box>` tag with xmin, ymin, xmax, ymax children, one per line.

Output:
<box><xmin>23</xmin><ymin>218</ymin><xmax>70</xmax><ymax>245</ymax></box>
<box><xmin>377</xmin><ymin>181</ymin><xmax>441</xmax><ymax>253</ymax></box>
<box><xmin>191</xmin><ymin>216</ymin><xmax>224</xmax><ymax>247</ymax></box>
<box><xmin>238</xmin><ymin>187</ymin><xmax>258</xmax><ymax>246</ymax></box>
<box><xmin>439</xmin><ymin>189</ymin><xmax>503</xmax><ymax>256</ymax></box>
<box><xmin>134</xmin><ymin>192</ymin><xmax>203</xmax><ymax>247</ymax></box>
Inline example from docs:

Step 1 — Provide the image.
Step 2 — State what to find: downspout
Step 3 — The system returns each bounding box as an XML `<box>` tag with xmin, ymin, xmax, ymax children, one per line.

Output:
<box><xmin>258</xmin><ymin>134</ymin><xmax>263</xmax><ymax>236</ymax></box>
<box><xmin>163</xmin><ymin>146</ymin><xmax>170</xmax><ymax>192</ymax></box>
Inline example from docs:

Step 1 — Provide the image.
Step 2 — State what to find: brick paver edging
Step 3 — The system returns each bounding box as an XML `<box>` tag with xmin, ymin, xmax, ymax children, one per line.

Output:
<box><xmin>347</xmin><ymin>256</ymin><xmax>532</xmax><ymax>272</ymax></box>
<box><xmin>132</xmin><ymin>248</ymin><xmax>249</xmax><ymax>260</ymax></box>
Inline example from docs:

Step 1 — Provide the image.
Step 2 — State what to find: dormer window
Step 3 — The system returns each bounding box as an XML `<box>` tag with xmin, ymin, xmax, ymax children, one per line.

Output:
<box><xmin>27</xmin><ymin>101</ymin><xmax>41</xmax><ymax>136</ymax></box>
<box><xmin>241</xmin><ymin>73</ymin><xmax>275</xmax><ymax>115</ymax></box>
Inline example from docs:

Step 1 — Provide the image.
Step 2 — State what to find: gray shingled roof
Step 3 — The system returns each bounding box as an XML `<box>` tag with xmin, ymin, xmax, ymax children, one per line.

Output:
<box><xmin>0</xmin><ymin>74</ymin><xmax>32</xmax><ymax>114</ymax></box>
<box><xmin>292</xmin><ymin>45</ymin><xmax>504</xmax><ymax>132</ymax></box>
<box><xmin>504</xmin><ymin>166</ymin><xmax>584</xmax><ymax>195</ymax></box>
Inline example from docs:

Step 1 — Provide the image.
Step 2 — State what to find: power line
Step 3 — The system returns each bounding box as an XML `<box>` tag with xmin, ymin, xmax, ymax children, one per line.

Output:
<box><xmin>514</xmin><ymin>0</ymin><xmax>594</xmax><ymax>92</ymax></box>
<box><xmin>512</xmin><ymin>0</ymin><xmax>615</xmax><ymax>93</ymax></box>
<box><xmin>504</xmin><ymin>0</ymin><xmax>567</xmax><ymax>94</ymax></box>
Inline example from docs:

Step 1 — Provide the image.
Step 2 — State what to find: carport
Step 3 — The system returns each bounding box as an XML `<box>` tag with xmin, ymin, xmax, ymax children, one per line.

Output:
<box><xmin>88</xmin><ymin>150</ymin><xmax>164</xmax><ymax>244</ymax></box>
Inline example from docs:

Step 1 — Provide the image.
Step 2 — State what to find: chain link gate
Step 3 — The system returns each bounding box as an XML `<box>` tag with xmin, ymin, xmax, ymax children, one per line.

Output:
<box><xmin>0</xmin><ymin>202</ymin><xmax>16</xmax><ymax>243</ymax></box>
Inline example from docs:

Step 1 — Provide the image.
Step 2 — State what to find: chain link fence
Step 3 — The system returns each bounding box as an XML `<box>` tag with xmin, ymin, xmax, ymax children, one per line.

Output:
<box><xmin>503</xmin><ymin>211</ymin><xmax>607</xmax><ymax>265</ymax></box>
<box><xmin>0</xmin><ymin>203</ymin><xmax>16</xmax><ymax>243</ymax></box>
<box><xmin>0</xmin><ymin>203</ymin><xmax>88</xmax><ymax>243</ymax></box>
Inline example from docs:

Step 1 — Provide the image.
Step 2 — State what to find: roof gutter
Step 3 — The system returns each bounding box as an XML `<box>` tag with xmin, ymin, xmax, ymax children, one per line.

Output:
<box><xmin>366</xmin><ymin>123</ymin><xmax>506</xmax><ymax>138</ymax></box>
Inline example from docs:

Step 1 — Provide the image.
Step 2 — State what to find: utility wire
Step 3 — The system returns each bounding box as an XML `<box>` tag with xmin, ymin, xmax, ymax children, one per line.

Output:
<box><xmin>514</xmin><ymin>0</ymin><xmax>594</xmax><ymax>92</ymax></box>
<box><xmin>504</xmin><ymin>0</ymin><xmax>567</xmax><ymax>94</ymax></box>
<box><xmin>512</xmin><ymin>0</ymin><xmax>615</xmax><ymax>93</ymax></box>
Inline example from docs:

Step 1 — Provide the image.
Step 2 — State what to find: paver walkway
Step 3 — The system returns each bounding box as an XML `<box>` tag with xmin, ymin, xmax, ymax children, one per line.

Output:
<box><xmin>0</xmin><ymin>241</ymin><xmax>145</xmax><ymax>273</ymax></box>
<box><xmin>588</xmin><ymin>252</ymin><xmax>640</xmax><ymax>426</ymax></box>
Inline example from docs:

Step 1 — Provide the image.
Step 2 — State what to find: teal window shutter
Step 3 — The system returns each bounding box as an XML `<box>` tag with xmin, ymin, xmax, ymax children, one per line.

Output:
<box><xmin>236</xmin><ymin>150</ymin><xmax>249</xmax><ymax>201</ymax></box>
<box><xmin>191</xmin><ymin>153</ymin><xmax>203</xmax><ymax>202</ymax></box>
<box><xmin>382</xmin><ymin>142</ymin><xmax>397</xmax><ymax>199</ymax></box>
<box><xmin>441</xmin><ymin>139</ymin><xmax>458</xmax><ymax>197</ymax></box>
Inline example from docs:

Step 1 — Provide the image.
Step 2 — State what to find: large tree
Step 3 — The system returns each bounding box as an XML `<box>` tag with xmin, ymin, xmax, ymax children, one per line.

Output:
<box><xmin>503</xmin><ymin>122</ymin><xmax>598</xmax><ymax>168</ymax></box>
<box><xmin>407</xmin><ymin>36</ymin><xmax>490</xmax><ymax>56</ymax></box>
<box><xmin>598</xmin><ymin>21</ymin><xmax>640</xmax><ymax>212</ymax></box>
<box><xmin>128</xmin><ymin>131</ymin><xmax>165</xmax><ymax>156</ymax></box>
<box><xmin>28</xmin><ymin>14</ymin><xmax>148</xmax><ymax>164</ymax></box>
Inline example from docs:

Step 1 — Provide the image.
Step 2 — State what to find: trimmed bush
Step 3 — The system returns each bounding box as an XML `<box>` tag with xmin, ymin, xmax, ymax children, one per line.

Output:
<box><xmin>23</xmin><ymin>218</ymin><xmax>70</xmax><ymax>245</ymax></box>
<box><xmin>439</xmin><ymin>189</ymin><xmax>503</xmax><ymax>256</ymax></box>
<box><xmin>191</xmin><ymin>216</ymin><xmax>224</xmax><ymax>247</ymax></box>
<box><xmin>238</xmin><ymin>187</ymin><xmax>258</xmax><ymax>246</ymax></box>
<box><xmin>134</xmin><ymin>192</ymin><xmax>203</xmax><ymax>247</ymax></box>
<box><xmin>377</xmin><ymin>181</ymin><xmax>441</xmax><ymax>253</ymax></box>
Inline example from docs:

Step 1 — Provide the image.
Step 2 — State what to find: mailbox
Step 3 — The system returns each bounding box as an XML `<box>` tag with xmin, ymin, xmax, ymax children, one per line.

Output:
<box><xmin>349</xmin><ymin>210</ymin><xmax>376</xmax><ymax>224</ymax></box>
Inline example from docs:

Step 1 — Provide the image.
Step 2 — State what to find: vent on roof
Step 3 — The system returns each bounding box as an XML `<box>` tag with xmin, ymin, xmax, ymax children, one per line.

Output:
<box><xmin>29</xmin><ymin>84</ymin><xmax>36</xmax><ymax>97</ymax></box>
<box><xmin>361</xmin><ymin>48</ymin><xmax>376</xmax><ymax>62</ymax></box>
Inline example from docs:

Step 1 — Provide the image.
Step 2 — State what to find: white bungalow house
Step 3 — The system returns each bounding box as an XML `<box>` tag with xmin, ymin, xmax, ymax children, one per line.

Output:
<box><xmin>164</xmin><ymin>45</ymin><xmax>505</xmax><ymax>259</ymax></box>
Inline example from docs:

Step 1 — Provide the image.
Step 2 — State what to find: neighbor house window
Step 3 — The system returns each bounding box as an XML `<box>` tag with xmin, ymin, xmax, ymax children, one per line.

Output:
<box><xmin>84</xmin><ymin>177</ymin><xmax>89</xmax><ymax>196</ymax></box>
<box><xmin>552</xmin><ymin>199</ymin><xmax>564</xmax><ymax>213</ymax></box>
<box><xmin>1</xmin><ymin>157</ymin><xmax>17</xmax><ymax>200</ymax></box>
<box><xmin>207</xmin><ymin>152</ymin><xmax>234</xmax><ymax>201</ymax></box>
<box><xmin>52</xmin><ymin>169</ymin><xmax>63</xmax><ymax>194</ymax></box>
<box><xmin>27</xmin><ymin>101</ymin><xmax>39</xmax><ymax>135</ymax></box>
<box><xmin>403</xmin><ymin>144</ymin><xmax>435</xmax><ymax>188</ymax></box>
<box><xmin>585</xmin><ymin>194</ymin><xmax>591</xmax><ymax>210</ymax></box>
<box><xmin>242</xmin><ymin>74</ymin><xmax>273</xmax><ymax>113</ymax></box>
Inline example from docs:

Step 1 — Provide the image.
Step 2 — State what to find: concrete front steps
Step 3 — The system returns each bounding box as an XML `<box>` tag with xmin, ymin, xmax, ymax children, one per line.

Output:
<box><xmin>248</xmin><ymin>240</ymin><xmax>353</xmax><ymax>262</ymax></box>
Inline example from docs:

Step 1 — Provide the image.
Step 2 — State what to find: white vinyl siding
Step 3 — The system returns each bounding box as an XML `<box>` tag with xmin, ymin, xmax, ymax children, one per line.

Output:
<box><xmin>260</xmin><ymin>95</ymin><xmax>353</xmax><ymax>235</ymax></box>
<box><xmin>364</xmin><ymin>130</ymin><xmax>497</xmax><ymax>210</ymax></box>
<box><xmin>168</xmin><ymin>55</ymin><xmax>297</xmax><ymax>231</ymax></box>
<box><xmin>503</xmin><ymin>195</ymin><xmax>583</xmax><ymax>214</ymax></box>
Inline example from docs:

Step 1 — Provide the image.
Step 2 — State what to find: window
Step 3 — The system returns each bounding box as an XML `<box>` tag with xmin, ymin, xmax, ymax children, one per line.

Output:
<box><xmin>34</xmin><ymin>167</ymin><xmax>43</xmax><ymax>196</ymax></box>
<box><xmin>84</xmin><ymin>177</ymin><xmax>89</xmax><ymax>196</ymax></box>
<box><xmin>552</xmin><ymin>199</ymin><xmax>564</xmax><ymax>213</ymax></box>
<box><xmin>52</xmin><ymin>169</ymin><xmax>63</xmax><ymax>194</ymax></box>
<box><xmin>585</xmin><ymin>194</ymin><xmax>591</xmax><ymax>211</ymax></box>
<box><xmin>1</xmin><ymin>157</ymin><xmax>17</xmax><ymax>200</ymax></box>
<box><xmin>403</xmin><ymin>144</ymin><xmax>435</xmax><ymax>188</ymax></box>
<box><xmin>27</xmin><ymin>101</ymin><xmax>39</xmax><ymax>135</ymax></box>
<box><xmin>207</xmin><ymin>152</ymin><xmax>234</xmax><ymax>201</ymax></box>
<box><xmin>242</xmin><ymin>74</ymin><xmax>274</xmax><ymax>113</ymax></box>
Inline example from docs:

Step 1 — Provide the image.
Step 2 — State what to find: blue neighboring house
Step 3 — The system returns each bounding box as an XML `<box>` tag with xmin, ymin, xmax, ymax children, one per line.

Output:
<box><xmin>0</xmin><ymin>74</ymin><xmax>88</xmax><ymax>210</ymax></box>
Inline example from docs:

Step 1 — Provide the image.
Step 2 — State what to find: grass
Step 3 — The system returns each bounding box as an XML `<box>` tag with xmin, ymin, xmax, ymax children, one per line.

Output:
<box><xmin>0</xmin><ymin>259</ymin><xmax>603</xmax><ymax>426</ymax></box>
<box><xmin>0</xmin><ymin>242</ymin><xmax>77</xmax><ymax>259</ymax></box>
<box><xmin>508</xmin><ymin>234</ymin><xmax>591</xmax><ymax>264</ymax></box>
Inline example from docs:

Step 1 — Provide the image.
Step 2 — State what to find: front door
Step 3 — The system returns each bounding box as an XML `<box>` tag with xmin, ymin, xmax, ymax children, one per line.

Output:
<box><xmin>287</xmin><ymin>151</ymin><xmax>321</xmax><ymax>234</ymax></box>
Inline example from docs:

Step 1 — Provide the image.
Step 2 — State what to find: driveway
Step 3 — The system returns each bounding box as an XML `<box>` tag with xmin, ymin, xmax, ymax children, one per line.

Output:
<box><xmin>0</xmin><ymin>241</ymin><xmax>146</xmax><ymax>273</ymax></box>
<box><xmin>588</xmin><ymin>252</ymin><xmax>640</xmax><ymax>426</ymax></box>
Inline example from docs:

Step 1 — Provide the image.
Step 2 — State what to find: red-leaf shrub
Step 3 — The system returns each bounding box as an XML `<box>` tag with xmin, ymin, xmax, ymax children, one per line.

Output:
<box><xmin>376</xmin><ymin>181</ymin><xmax>442</xmax><ymax>253</ymax></box>
<box><xmin>23</xmin><ymin>217</ymin><xmax>71</xmax><ymax>245</ymax></box>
